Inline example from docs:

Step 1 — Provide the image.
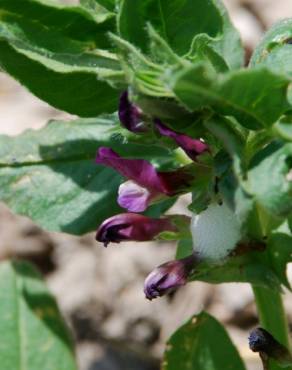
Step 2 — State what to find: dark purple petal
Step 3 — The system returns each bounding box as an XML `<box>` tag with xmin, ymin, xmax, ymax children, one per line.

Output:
<box><xmin>155</xmin><ymin>119</ymin><xmax>208</xmax><ymax>161</ymax></box>
<box><xmin>96</xmin><ymin>213</ymin><xmax>177</xmax><ymax>247</ymax></box>
<box><xmin>96</xmin><ymin>147</ymin><xmax>165</xmax><ymax>193</ymax></box>
<box><xmin>157</xmin><ymin>165</ymin><xmax>196</xmax><ymax>196</ymax></box>
<box><xmin>118</xmin><ymin>91</ymin><xmax>146</xmax><ymax>133</ymax></box>
<box><xmin>144</xmin><ymin>255</ymin><xmax>198</xmax><ymax>300</ymax></box>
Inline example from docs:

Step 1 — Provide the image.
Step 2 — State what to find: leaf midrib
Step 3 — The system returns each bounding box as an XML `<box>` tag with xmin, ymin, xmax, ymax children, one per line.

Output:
<box><xmin>0</xmin><ymin>154</ymin><xmax>97</xmax><ymax>168</ymax></box>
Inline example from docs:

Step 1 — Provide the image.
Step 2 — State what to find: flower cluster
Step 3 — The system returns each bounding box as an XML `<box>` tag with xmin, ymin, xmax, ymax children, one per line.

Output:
<box><xmin>95</xmin><ymin>91</ymin><xmax>209</xmax><ymax>300</ymax></box>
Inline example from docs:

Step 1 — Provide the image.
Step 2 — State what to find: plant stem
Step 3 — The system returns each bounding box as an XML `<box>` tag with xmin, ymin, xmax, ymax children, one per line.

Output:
<box><xmin>252</xmin><ymin>285</ymin><xmax>292</xmax><ymax>370</ymax></box>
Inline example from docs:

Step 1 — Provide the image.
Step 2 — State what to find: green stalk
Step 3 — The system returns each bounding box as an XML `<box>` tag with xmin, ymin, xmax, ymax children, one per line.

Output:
<box><xmin>252</xmin><ymin>286</ymin><xmax>292</xmax><ymax>370</ymax></box>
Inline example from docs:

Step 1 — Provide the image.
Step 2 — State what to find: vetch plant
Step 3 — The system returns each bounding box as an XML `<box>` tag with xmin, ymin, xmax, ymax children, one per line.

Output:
<box><xmin>0</xmin><ymin>0</ymin><xmax>291</xmax><ymax>369</ymax></box>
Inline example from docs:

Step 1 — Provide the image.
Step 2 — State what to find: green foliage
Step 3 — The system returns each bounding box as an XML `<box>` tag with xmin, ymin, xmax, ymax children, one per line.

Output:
<box><xmin>245</xmin><ymin>142</ymin><xmax>292</xmax><ymax>218</ymax></box>
<box><xmin>0</xmin><ymin>260</ymin><xmax>77</xmax><ymax>370</ymax></box>
<box><xmin>178</xmin><ymin>230</ymin><xmax>292</xmax><ymax>291</ymax></box>
<box><xmin>0</xmin><ymin>1</ymin><xmax>292</xmax><ymax>369</ymax></box>
<box><xmin>171</xmin><ymin>64</ymin><xmax>290</xmax><ymax>130</ymax></box>
<box><xmin>118</xmin><ymin>0</ymin><xmax>243</xmax><ymax>69</ymax></box>
<box><xmin>250</xmin><ymin>18</ymin><xmax>292</xmax><ymax>74</ymax></box>
<box><xmin>163</xmin><ymin>312</ymin><xmax>246</xmax><ymax>370</ymax></box>
<box><xmin>0</xmin><ymin>115</ymin><xmax>177</xmax><ymax>234</ymax></box>
<box><xmin>0</xmin><ymin>0</ymin><xmax>121</xmax><ymax>116</ymax></box>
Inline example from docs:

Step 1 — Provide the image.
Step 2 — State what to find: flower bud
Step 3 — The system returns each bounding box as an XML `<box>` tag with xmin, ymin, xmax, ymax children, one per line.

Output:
<box><xmin>155</xmin><ymin>119</ymin><xmax>208</xmax><ymax>161</ymax></box>
<box><xmin>118</xmin><ymin>91</ymin><xmax>147</xmax><ymax>133</ymax></box>
<box><xmin>144</xmin><ymin>254</ymin><xmax>198</xmax><ymax>300</ymax></box>
<box><xmin>96</xmin><ymin>213</ymin><xmax>188</xmax><ymax>247</ymax></box>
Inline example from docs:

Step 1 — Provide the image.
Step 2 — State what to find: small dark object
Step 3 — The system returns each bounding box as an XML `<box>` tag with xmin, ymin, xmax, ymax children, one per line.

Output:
<box><xmin>249</xmin><ymin>328</ymin><xmax>292</xmax><ymax>369</ymax></box>
<box><xmin>284</xmin><ymin>37</ymin><xmax>292</xmax><ymax>45</ymax></box>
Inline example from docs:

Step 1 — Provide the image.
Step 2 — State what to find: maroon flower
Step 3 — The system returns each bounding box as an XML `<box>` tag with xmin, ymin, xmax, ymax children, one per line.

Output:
<box><xmin>96</xmin><ymin>213</ymin><xmax>178</xmax><ymax>247</ymax></box>
<box><xmin>118</xmin><ymin>91</ymin><xmax>147</xmax><ymax>133</ymax></box>
<box><xmin>155</xmin><ymin>119</ymin><xmax>208</xmax><ymax>161</ymax></box>
<box><xmin>144</xmin><ymin>254</ymin><xmax>198</xmax><ymax>300</ymax></box>
<box><xmin>96</xmin><ymin>147</ymin><xmax>196</xmax><ymax>212</ymax></box>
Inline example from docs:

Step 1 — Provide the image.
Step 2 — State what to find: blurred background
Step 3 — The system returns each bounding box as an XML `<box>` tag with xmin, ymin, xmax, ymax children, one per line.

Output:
<box><xmin>0</xmin><ymin>1</ymin><xmax>292</xmax><ymax>369</ymax></box>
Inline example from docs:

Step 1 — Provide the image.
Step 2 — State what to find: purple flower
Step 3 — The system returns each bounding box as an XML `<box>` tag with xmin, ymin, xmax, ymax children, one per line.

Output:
<box><xmin>96</xmin><ymin>147</ymin><xmax>195</xmax><ymax>212</ymax></box>
<box><xmin>118</xmin><ymin>91</ymin><xmax>147</xmax><ymax>133</ymax></box>
<box><xmin>144</xmin><ymin>254</ymin><xmax>198</xmax><ymax>300</ymax></box>
<box><xmin>96</xmin><ymin>213</ymin><xmax>177</xmax><ymax>247</ymax></box>
<box><xmin>155</xmin><ymin>119</ymin><xmax>208</xmax><ymax>161</ymax></box>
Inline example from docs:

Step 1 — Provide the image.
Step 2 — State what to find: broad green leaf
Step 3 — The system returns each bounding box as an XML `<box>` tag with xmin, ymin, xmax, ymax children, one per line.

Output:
<box><xmin>163</xmin><ymin>312</ymin><xmax>246</xmax><ymax>370</ymax></box>
<box><xmin>0</xmin><ymin>0</ymin><xmax>115</xmax><ymax>44</ymax></box>
<box><xmin>0</xmin><ymin>260</ymin><xmax>77</xmax><ymax>370</ymax></box>
<box><xmin>0</xmin><ymin>9</ymin><xmax>122</xmax><ymax>116</ymax></box>
<box><xmin>0</xmin><ymin>115</ymin><xmax>177</xmax><ymax>235</ymax></box>
<box><xmin>250</xmin><ymin>19</ymin><xmax>292</xmax><ymax>74</ymax></box>
<box><xmin>246</xmin><ymin>142</ymin><xmax>292</xmax><ymax>217</ymax></box>
<box><xmin>118</xmin><ymin>0</ymin><xmax>243</xmax><ymax>69</ymax></box>
<box><xmin>170</xmin><ymin>64</ymin><xmax>290</xmax><ymax>130</ymax></box>
<box><xmin>147</xmin><ymin>24</ymin><xmax>185</xmax><ymax>65</ymax></box>
<box><xmin>0</xmin><ymin>40</ymin><xmax>121</xmax><ymax>116</ymax></box>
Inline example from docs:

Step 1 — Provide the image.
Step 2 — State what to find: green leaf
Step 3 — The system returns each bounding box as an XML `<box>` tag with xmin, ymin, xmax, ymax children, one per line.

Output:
<box><xmin>176</xmin><ymin>239</ymin><xmax>194</xmax><ymax>259</ymax></box>
<box><xmin>0</xmin><ymin>0</ymin><xmax>115</xmax><ymax>43</ymax></box>
<box><xmin>179</xmin><ymin>239</ymin><xmax>281</xmax><ymax>290</ymax></box>
<box><xmin>250</xmin><ymin>19</ymin><xmax>292</xmax><ymax>74</ymax></box>
<box><xmin>0</xmin><ymin>115</ymin><xmax>177</xmax><ymax>235</ymax></box>
<box><xmin>94</xmin><ymin>0</ymin><xmax>116</xmax><ymax>12</ymax></box>
<box><xmin>118</xmin><ymin>0</ymin><xmax>243</xmax><ymax>69</ymax></box>
<box><xmin>274</xmin><ymin>115</ymin><xmax>292</xmax><ymax>141</ymax></box>
<box><xmin>193</xmin><ymin>255</ymin><xmax>281</xmax><ymax>290</ymax></box>
<box><xmin>0</xmin><ymin>40</ymin><xmax>121</xmax><ymax>116</ymax></box>
<box><xmin>0</xmin><ymin>8</ymin><xmax>122</xmax><ymax>116</ymax></box>
<box><xmin>80</xmin><ymin>0</ymin><xmax>115</xmax><ymax>22</ymax></box>
<box><xmin>0</xmin><ymin>260</ymin><xmax>77</xmax><ymax>370</ymax></box>
<box><xmin>170</xmin><ymin>64</ymin><xmax>290</xmax><ymax>130</ymax></box>
<box><xmin>187</xmin><ymin>34</ymin><xmax>229</xmax><ymax>73</ymax></box>
<box><xmin>246</xmin><ymin>142</ymin><xmax>292</xmax><ymax>217</ymax></box>
<box><xmin>163</xmin><ymin>312</ymin><xmax>246</xmax><ymax>370</ymax></box>
<box><xmin>266</xmin><ymin>232</ymin><xmax>292</xmax><ymax>289</ymax></box>
<box><xmin>205</xmin><ymin>115</ymin><xmax>246</xmax><ymax>173</ymax></box>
